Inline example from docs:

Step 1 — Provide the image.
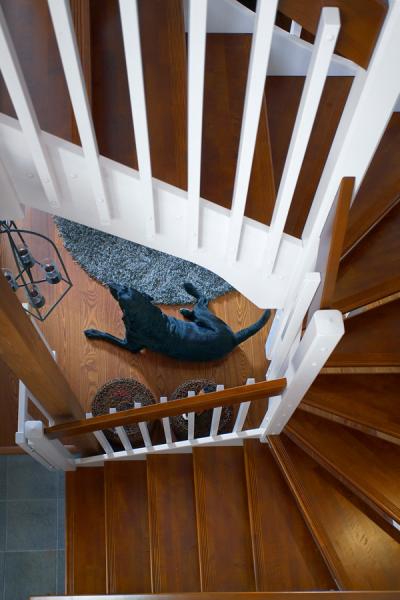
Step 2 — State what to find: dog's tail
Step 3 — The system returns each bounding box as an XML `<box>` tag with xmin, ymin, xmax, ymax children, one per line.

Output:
<box><xmin>234</xmin><ymin>309</ymin><xmax>271</xmax><ymax>345</ymax></box>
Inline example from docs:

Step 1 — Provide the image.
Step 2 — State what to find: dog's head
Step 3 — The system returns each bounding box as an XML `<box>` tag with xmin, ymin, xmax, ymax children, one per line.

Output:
<box><xmin>108</xmin><ymin>283</ymin><xmax>154</xmax><ymax>307</ymax></box>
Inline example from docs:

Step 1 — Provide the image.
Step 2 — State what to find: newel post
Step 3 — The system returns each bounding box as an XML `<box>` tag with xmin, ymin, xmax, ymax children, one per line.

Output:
<box><xmin>261</xmin><ymin>309</ymin><xmax>344</xmax><ymax>437</ymax></box>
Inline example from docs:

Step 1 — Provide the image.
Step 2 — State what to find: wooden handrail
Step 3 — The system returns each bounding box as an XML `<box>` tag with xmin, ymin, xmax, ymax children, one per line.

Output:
<box><xmin>45</xmin><ymin>378</ymin><xmax>286</xmax><ymax>440</ymax></box>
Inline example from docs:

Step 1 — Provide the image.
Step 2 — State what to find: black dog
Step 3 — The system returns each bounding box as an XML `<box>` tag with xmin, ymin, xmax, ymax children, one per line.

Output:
<box><xmin>85</xmin><ymin>282</ymin><xmax>270</xmax><ymax>361</ymax></box>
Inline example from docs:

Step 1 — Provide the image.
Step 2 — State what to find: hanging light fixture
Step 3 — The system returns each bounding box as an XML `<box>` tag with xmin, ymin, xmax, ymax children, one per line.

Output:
<box><xmin>0</xmin><ymin>220</ymin><xmax>72</xmax><ymax>321</ymax></box>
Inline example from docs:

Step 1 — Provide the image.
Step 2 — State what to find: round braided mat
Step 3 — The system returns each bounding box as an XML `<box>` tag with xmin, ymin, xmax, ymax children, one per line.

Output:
<box><xmin>170</xmin><ymin>379</ymin><xmax>233</xmax><ymax>440</ymax></box>
<box><xmin>91</xmin><ymin>378</ymin><xmax>156</xmax><ymax>447</ymax></box>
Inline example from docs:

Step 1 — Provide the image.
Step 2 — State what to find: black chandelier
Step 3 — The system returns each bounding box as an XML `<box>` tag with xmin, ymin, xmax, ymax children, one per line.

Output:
<box><xmin>0</xmin><ymin>220</ymin><xmax>72</xmax><ymax>321</ymax></box>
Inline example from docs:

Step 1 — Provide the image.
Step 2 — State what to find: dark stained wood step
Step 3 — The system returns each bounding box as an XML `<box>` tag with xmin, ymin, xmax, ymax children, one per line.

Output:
<box><xmin>30</xmin><ymin>592</ymin><xmax>400</xmax><ymax>600</ymax></box>
<box><xmin>201</xmin><ymin>34</ymin><xmax>275</xmax><ymax>224</ymax></box>
<box><xmin>266</xmin><ymin>76</ymin><xmax>353</xmax><ymax>238</ymax></box>
<box><xmin>343</xmin><ymin>113</ymin><xmax>400</xmax><ymax>255</ymax></box>
<box><xmin>66</xmin><ymin>467</ymin><xmax>107</xmax><ymax>594</ymax></box>
<box><xmin>300</xmin><ymin>373</ymin><xmax>400</xmax><ymax>445</ymax></box>
<box><xmin>243</xmin><ymin>440</ymin><xmax>335</xmax><ymax>591</ymax></box>
<box><xmin>147</xmin><ymin>454</ymin><xmax>200</xmax><ymax>593</ymax></box>
<box><xmin>332</xmin><ymin>201</ymin><xmax>400</xmax><ymax>312</ymax></box>
<box><xmin>91</xmin><ymin>0</ymin><xmax>187</xmax><ymax>188</ymax></box>
<box><xmin>327</xmin><ymin>299</ymin><xmax>400</xmax><ymax>367</ymax></box>
<box><xmin>269</xmin><ymin>435</ymin><xmax>400</xmax><ymax>590</ymax></box>
<box><xmin>193</xmin><ymin>447</ymin><xmax>255</xmax><ymax>592</ymax></box>
<box><xmin>286</xmin><ymin>411</ymin><xmax>400</xmax><ymax>525</ymax></box>
<box><xmin>104</xmin><ymin>461</ymin><xmax>151</xmax><ymax>594</ymax></box>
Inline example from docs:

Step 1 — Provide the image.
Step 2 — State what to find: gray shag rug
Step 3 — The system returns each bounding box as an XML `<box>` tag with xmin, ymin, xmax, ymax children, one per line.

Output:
<box><xmin>54</xmin><ymin>217</ymin><xmax>234</xmax><ymax>305</ymax></box>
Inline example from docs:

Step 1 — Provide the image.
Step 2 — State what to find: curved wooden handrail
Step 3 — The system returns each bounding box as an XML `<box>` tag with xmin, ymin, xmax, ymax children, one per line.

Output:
<box><xmin>45</xmin><ymin>378</ymin><xmax>286</xmax><ymax>440</ymax></box>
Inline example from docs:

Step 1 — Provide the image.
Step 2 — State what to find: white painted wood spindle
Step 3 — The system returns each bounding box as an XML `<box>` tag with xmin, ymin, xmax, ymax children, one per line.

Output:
<box><xmin>226</xmin><ymin>0</ymin><xmax>278</xmax><ymax>261</ymax></box>
<box><xmin>187</xmin><ymin>0</ymin><xmax>208</xmax><ymax>248</ymax></box>
<box><xmin>187</xmin><ymin>390</ymin><xmax>195</xmax><ymax>441</ymax></box>
<box><xmin>160</xmin><ymin>396</ymin><xmax>172</xmax><ymax>445</ymax></box>
<box><xmin>209</xmin><ymin>384</ymin><xmax>224</xmax><ymax>437</ymax></box>
<box><xmin>118</xmin><ymin>0</ymin><xmax>156</xmax><ymax>235</ymax></box>
<box><xmin>109</xmin><ymin>407</ymin><xmax>133</xmax><ymax>452</ymax></box>
<box><xmin>263</xmin><ymin>7</ymin><xmax>340</xmax><ymax>274</ymax></box>
<box><xmin>134</xmin><ymin>401</ymin><xmax>152</xmax><ymax>448</ymax></box>
<box><xmin>86</xmin><ymin>412</ymin><xmax>114</xmax><ymax>456</ymax></box>
<box><xmin>47</xmin><ymin>0</ymin><xmax>111</xmax><ymax>224</ymax></box>
<box><xmin>0</xmin><ymin>5</ymin><xmax>61</xmax><ymax>209</ymax></box>
<box><xmin>233</xmin><ymin>378</ymin><xmax>254</xmax><ymax>433</ymax></box>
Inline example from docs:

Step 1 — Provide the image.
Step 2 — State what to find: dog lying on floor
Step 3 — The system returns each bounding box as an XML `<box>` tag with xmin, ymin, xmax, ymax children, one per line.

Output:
<box><xmin>85</xmin><ymin>282</ymin><xmax>270</xmax><ymax>361</ymax></box>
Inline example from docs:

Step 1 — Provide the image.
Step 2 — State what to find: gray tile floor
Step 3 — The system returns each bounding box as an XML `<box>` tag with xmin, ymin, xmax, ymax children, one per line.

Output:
<box><xmin>0</xmin><ymin>455</ymin><xmax>65</xmax><ymax>600</ymax></box>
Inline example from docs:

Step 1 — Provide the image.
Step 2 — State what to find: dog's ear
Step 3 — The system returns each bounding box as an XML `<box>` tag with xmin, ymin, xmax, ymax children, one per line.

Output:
<box><xmin>108</xmin><ymin>283</ymin><xmax>123</xmax><ymax>300</ymax></box>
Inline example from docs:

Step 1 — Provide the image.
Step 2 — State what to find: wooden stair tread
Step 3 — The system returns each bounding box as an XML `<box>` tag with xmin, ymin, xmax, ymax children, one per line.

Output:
<box><xmin>147</xmin><ymin>454</ymin><xmax>200</xmax><ymax>593</ymax></box>
<box><xmin>193</xmin><ymin>447</ymin><xmax>255</xmax><ymax>592</ymax></box>
<box><xmin>343</xmin><ymin>113</ymin><xmax>400</xmax><ymax>254</ymax></box>
<box><xmin>91</xmin><ymin>0</ymin><xmax>187</xmax><ymax>188</ymax></box>
<box><xmin>66</xmin><ymin>467</ymin><xmax>107</xmax><ymax>594</ymax></box>
<box><xmin>201</xmin><ymin>34</ymin><xmax>275</xmax><ymax>224</ymax></box>
<box><xmin>269</xmin><ymin>435</ymin><xmax>400</xmax><ymax>590</ymax></box>
<box><xmin>332</xmin><ymin>201</ymin><xmax>400</xmax><ymax>312</ymax></box>
<box><xmin>300</xmin><ymin>373</ymin><xmax>400</xmax><ymax>442</ymax></box>
<box><xmin>266</xmin><ymin>76</ymin><xmax>353</xmax><ymax>238</ymax></box>
<box><xmin>244</xmin><ymin>440</ymin><xmax>335</xmax><ymax>591</ymax></box>
<box><xmin>327</xmin><ymin>299</ymin><xmax>400</xmax><ymax>366</ymax></box>
<box><xmin>105</xmin><ymin>461</ymin><xmax>151</xmax><ymax>593</ymax></box>
<box><xmin>286</xmin><ymin>411</ymin><xmax>400</xmax><ymax>524</ymax></box>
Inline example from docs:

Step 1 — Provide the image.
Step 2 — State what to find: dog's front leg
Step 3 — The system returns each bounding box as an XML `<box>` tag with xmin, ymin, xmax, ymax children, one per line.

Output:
<box><xmin>84</xmin><ymin>329</ymin><xmax>128</xmax><ymax>349</ymax></box>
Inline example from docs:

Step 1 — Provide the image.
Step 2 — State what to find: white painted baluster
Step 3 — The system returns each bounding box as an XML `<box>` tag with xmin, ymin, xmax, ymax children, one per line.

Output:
<box><xmin>290</xmin><ymin>21</ymin><xmax>302</xmax><ymax>37</ymax></box>
<box><xmin>187</xmin><ymin>0</ymin><xmax>208</xmax><ymax>248</ymax></box>
<box><xmin>187</xmin><ymin>390</ymin><xmax>195</xmax><ymax>441</ymax></box>
<box><xmin>233</xmin><ymin>378</ymin><xmax>254</xmax><ymax>433</ymax></box>
<box><xmin>263</xmin><ymin>7</ymin><xmax>340</xmax><ymax>274</ymax></box>
<box><xmin>109</xmin><ymin>407</ymin><xmax>133</xmax><ymax>452</ymax></box>
<box><xmin>261</xmin><ymin>310</ymin><xmax>344</xmax><ymax>438</ymax></box>
<box><xmin>118</xmin><ymin>0</ymin><xmax>156</xmax><ymax>235</ymax></box>
<box><xmin>47</xmin><ymin>0</ymin><xmax>111</xmax><ymax>224</ymax></box>
<box><xmin>209</xmin><ymin>384</ymin><xmax>224</xmax><ymax>437</ymax></box>
<box><xmin>0</xmin><ymin>6</ymin><xmax>61</xmax><ymax>209</ymax></box>
<box><xmin>227</xmin><ymin>0</ymin><xmax>278</xmax><ymax>261</ymax></box>
<box><xmin>160</xmin><ymin>396</ymin><xmax>173</xmax><ymax>445</ymax></box>
<box><xmin>267</xmin><ymin>272</ymin><xmax>320</xmax><ymax>379</ymax></box>
<box><xmin>134</xmin><ymin>402</ymin><xmax>152</xmax><ymax>448</ymax></box>
<box><xmin>86</xmin><ymin>412</ymin><xmax>114</xmax><ymax>457</ymax></box>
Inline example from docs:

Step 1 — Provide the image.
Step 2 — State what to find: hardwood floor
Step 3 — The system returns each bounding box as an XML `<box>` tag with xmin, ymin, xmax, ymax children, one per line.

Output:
<box><xmin>0</xmin><ymin>208</ymin><xmax>270</xmax><ymax>446</ymax></box>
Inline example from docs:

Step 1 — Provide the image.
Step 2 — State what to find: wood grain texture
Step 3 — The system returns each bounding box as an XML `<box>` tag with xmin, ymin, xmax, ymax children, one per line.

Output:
<box><xmin>327</xmin><ymin>299</ymin><xmax>400</xmax><ymax>366</ymax></box>
<box><xmin>46</xmin><ymin>379</ymin><xmax>286</xmax><ymax>441</ymax></box>
<box><xmin>269</xmin><ymin>435</ymin><xmax>400</xmax><ymax>590</ymax></box>
<box><xmin>0</xmin><ymin>270</ymin><xmax>84</xmax><ymax>421</ymax></box>
<box><xmin>278</xmin><ymin>0</ymin><xmax>388</xmax><ymax>68</ymax></box>
<box><xmin>30</xmin><ymin>593</ymin><xmax>400</xmax><ymax>600</ymax></box>
<box><xmin>66</xmin><ymin>467</ymin><xmax>107</xmax><ymax>594</ymax></box>
<box><xmin>266</xmin><ymin>77</ymin><xmax>353</xmax><ymax>237</ymax></box>
<box><xmin>147</xmin><ymin>454</ymin><xmax>200</xmax><ymax>593</ymax></box>
<box><xmin>0</xmin><ymin>0</ymin><xmax>75</xmax><ymax>139</ymax></box>
<box><xmin>243</xmin><ymin>440</ymin><xmax>335</xmax><ymax>591</ymax></box>
<box><xmin>105</xmin><ymin>461</ymin><xmax>151</xmax><ymax>594</ymax></box>
<box><xmin>0</xmin><ymin>207</ymin><xmax>270</xmax><ymax>448</ymax></box>
<box><xmin>332</xmin><ymin>202</ymin><xmax>400</xmax><ymax>312</ymax></box>
<box><xmin>138</xmin><ymin>0</ymin><xmax>187</xmax><ymax>189</ymax></box>
<box><xmin>201</xmin><ymin>35</ymin><xmax>275</xmax><ymax>223</ymax></box>
<box><xmin>300</xmin><ymin>373</ymin><xmax>400</xmax><ymax>444</ymax></box>
<box><xmin>0</xmin><ymin>357</ymin><xmax>18</xmax><ymax>448</ymax></box>
<box><xmin>343</xmin><ymin>113</ymin><xmax>400</xmax><ymax>254</ymax></box>
<box><xmin>193</xmin><ymin>447</ymin><xmax>255</xmax><ymax>592</ymax></box>
<box><xmin>320</xmin><ymin>178</ymin><xmax>354</xmax><ymax>309</ymax></box>
<box><xmin>286</xmin><ymin>411</ymin><xmax>400</xmax><ymax>524</ymax></box>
